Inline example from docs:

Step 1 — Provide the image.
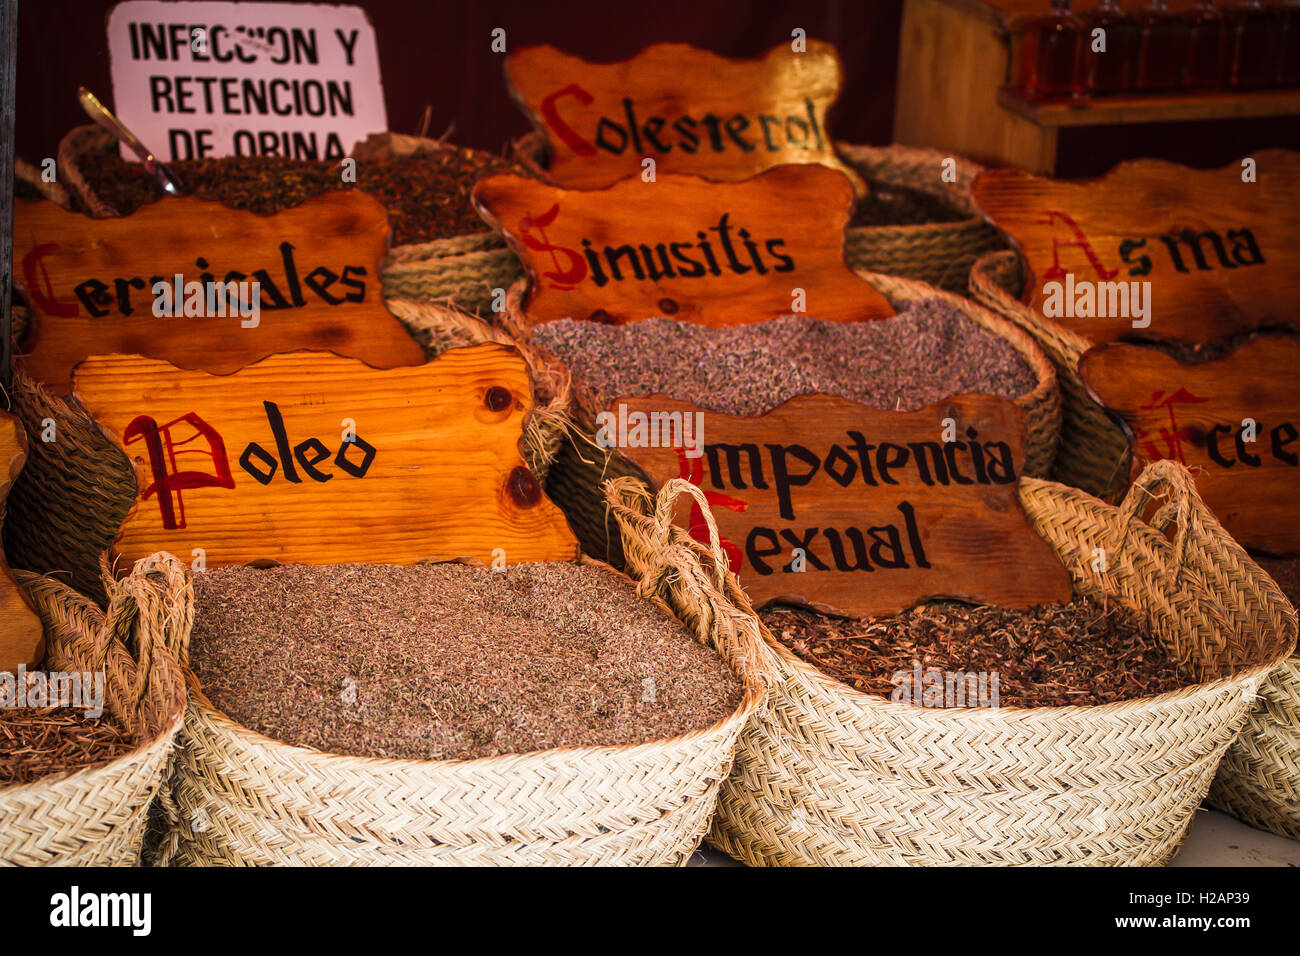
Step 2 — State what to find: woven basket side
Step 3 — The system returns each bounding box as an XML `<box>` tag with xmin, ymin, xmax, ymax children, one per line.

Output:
<box><xmin>146</xmin><ymin>545</ymin><xmax>765</xmax><ymax>866</ymax></box>
<box><xmin>3</xmin><ymin>368</ymin><xmax>137</xmax><ymax>605</ymax></box>
<box><xmin>1207</xmin><ymin>656</ymin><xmax>1300</xmax><ymax>839</ymax></box>
<box><xmin>970</xmin><ymin>251</ymin><xmax>1132</xmax><ymax>500</ymax></box>
<box><xmin>839</xmin><ymin>142</ymin><xmax>1004</xmax><ymax>294</ymax></box>
<box><xmin>0</xmin><ymin>563</ymin><xmax>185</xmax><ymax>865</ymax></box>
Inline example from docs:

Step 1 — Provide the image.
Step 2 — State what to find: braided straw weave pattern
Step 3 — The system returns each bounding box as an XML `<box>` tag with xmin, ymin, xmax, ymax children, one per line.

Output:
<box><xmin>147</xmin><ymin>546</ymin><xmax>766</xmax><ymax>866</ymax></box>
<box><xmin>536</xmin><ymin>270</ymin><xmax>1061</xmax><ymax>569</ymax></box>
<box><xmin>840</xmin><ymin>143</ymin><xmax>1004</xmax><ymax>294</ymax></box>
<box><xmin>970</xmin><ymin>250</ymin><xmax>1132</xmax><ymax>501</ymax></box>
<box><xmin>609</xmin><ymin>460</ymin><xmax>1296</xmax><ymax>866</ymax></box>
<box><xmin>4</xmin><ymin>361</ymin><xmax>136</xmax><ymax>605</ymax></box>
<box><xmin>0</xmin><ymin>560</ymin><xmax>186</xmax><ymax>865</ymax></box>
<box><xmin>1207</xmin><ymin>653</ymin><xmax>1300</xmax><ymax>839</ymax></box>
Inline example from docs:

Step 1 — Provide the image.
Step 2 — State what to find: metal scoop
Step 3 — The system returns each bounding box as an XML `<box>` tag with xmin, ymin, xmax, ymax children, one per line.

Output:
<box><xmin>77</xmin><ymin>86</ymin><xmax>184</xmax><ymax>195</ymax></box>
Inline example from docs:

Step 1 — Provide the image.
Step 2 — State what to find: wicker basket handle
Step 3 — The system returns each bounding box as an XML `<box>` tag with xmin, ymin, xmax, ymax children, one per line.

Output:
<box><xmin>1116</xmin><ymin>459</ymin><xmax>1204</xmax><ymax>579</ymax></box>
<box><xmin>645</xmin><ymin>478</ymin><xmax>732</xmax><ymax>593</ymax></box>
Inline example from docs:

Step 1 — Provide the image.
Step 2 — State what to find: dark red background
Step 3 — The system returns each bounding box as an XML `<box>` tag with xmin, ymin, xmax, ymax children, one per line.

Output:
<box><xmin>13</xmin><ymin>0</ymin><xmax>1300</xmax><ymax>176</ymax></box>
<box><xmin>14</xmin><ymin>0</ymin><xmax>902</xmax><ymax>164</ymax></box>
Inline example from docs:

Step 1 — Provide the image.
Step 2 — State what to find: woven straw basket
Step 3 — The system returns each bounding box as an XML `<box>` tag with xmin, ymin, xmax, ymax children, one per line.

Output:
<box><xmin>1208</xmin><ymin>652</ymin><xmax>1300</xmax><ymax>840</ymax></box>
<box><xmin>840</xmin><ymin>143</ymin><xmax>1004</xmax><ymax>295</ymax></box>
<box><xmin>1</xmin><ymin>560</ymin><xmax>185</xmax><ymax>865</ymax></box>
<box><xmin>56</xmin><ymin>125</ymin><xmax>521</xmax><ymax>316</ymax></box>
<box><xmin>609</xmin><ymin>459</ymin><xmax>1297</xmax><ymax>866</ymax></box>
<box><xmin>146</xmin><ymin>539</ymin><xmax>767</xmax><ymax>866</ymax></box>
<box><xmin>2</xmin><ymin>299</ymin><xmax>568</xmax><ymax>603</ymax></box>
<box><xmin>533</xmin><ymin>270</ymin><xmax>1060</xmax><ymax>569</ymax></box>
<box><xmin>970</xmin><ymin>250</ymin><xmax>1132</xmax><ymax>501</ymax></box>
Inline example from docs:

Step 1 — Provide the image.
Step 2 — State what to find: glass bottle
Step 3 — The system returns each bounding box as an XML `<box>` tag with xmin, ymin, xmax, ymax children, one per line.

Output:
<box><xmin>1184</xmin><ymin>0</ymin><xmax>1228</xmax><ymax>90</ymax></box>
<box><xmin>1081</xmin><ymin>0</ymin><xmax>1141</xmax><ymax>94</ymax></box>
<box><xmin>1226</xmin><ymin>0</ymin><xmax>1282</xmax><ymax>88</ymax></box>
<box><xmin>1136</xmin><ymin>0</ymin><xmax>1192</xmax><ymax>92</ymax></box>
<box><xmin>1019</xmin><ymin>0</ymin><xmax>1086</xmax><ymax>99</ymax></box>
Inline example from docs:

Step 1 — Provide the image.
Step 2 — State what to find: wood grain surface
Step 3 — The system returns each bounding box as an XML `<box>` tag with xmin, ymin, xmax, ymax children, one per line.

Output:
<box><xmin>1081</xmin><ymin>335</ymin><xmax>1300</xmax><ymax>555</ymax></box>
<box><xmin>0</xmin><ymin>411</ymin><xmax>45</xmax><ymax>671</ymax></box>
<box><xmin>72</xmin><ymin>347</ymin><xmax>578</xmax><ymax>569</ymax></box>
<box><xmin>506</xmin><ymin>41</ymin><xmax>863</xmax><ymax>190</ymax></box>
<box><xmin>13</xmin><ymin>191</ymin><xmax>425</xmax><ymax>391</ymax></box>
<box><xmin>609</xmin><ymin>391</ymin><xmax>1071</xmax><ymax>617</ymax></box>
<box><xmin>970</xmin><ymin>151</ymin><xmax>1300</xmax><ymax>346</ymax></box>
<box><xmin>473</xmin><ymin>165</ymin><xmax>896</xmax><ymax>328</ymax></box>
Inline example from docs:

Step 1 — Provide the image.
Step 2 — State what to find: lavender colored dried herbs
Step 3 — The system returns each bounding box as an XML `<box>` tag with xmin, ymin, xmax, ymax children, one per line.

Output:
<box><xmin>529</xmin><ymin>302</ymin><xmax>1037</xmax><ymax>416</ymax></box>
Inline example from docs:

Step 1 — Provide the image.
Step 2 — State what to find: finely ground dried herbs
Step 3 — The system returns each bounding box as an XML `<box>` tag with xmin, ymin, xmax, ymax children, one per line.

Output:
<box><xmin>189</xmin><ymin>562</ymin><xmax>742</xmax><ymax>761</ymax></box>
<box><xmin>0</xmin><ymin>708</ymin><xmax>134</xmax><ymax>786</ymax></box>
<box><xmin>531</xmin><ymin>301</ymin><xmax>1037</xmax><ymax>416</ymax></box>
<box><xmin>75</xmin><ymin>142</ymin><xmax>521</xmax><ymax>244</ymax></box>
<box><xmin>763</xmin><ymin>597</ymin><xmax>1193</xmax><ymax>707</ymax></box>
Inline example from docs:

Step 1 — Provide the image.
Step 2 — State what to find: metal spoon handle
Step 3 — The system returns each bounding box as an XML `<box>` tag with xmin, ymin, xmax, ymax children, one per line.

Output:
<box><xmin>77</xmin><ymin>86</ymin><xmax>183</xmax><ymax>195</ymax></box>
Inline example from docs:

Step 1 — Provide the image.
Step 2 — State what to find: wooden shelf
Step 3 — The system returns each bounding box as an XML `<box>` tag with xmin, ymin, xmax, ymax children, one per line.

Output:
<box><xmin>998</xmin><ymin>87</ymin><xmax>1300</xmax><ymax>128</ymax></box>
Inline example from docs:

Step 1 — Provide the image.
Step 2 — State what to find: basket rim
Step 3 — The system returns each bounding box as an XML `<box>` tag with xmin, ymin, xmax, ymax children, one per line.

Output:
<box><xmin>174</xmin><ymin>553</ymin><xmax>767</xmax><ymax>776</ymax></box>
<box><xmin>736</xmin><ymin>474</ymin><xmax>1298</xmax><ymax>720</ymax></box>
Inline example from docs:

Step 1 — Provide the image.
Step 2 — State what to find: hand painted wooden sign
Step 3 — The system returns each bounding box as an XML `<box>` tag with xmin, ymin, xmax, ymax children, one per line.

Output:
<box><xmin>72</xmin><ymin>346</ymin><xmax>578</xmax><ymax>568</ymax></box>
<box><xmin>505</xmin><ymin>41</ymin><xmax>863</xmax><ymax>190</ymax></box>
<box><xmin>12</xmin><ymin>191</ymin><xmax>425</xmax><ymax>391</ymax></box>
<box><xmin>0</xmin><ymin>412</ymin><xmax>46</xmax><ymax>672</ymax></box>
<box><xmin>473</xmin><ymin>165</ymin><xmax>895</xmax><ymax>328</ymax></box>
<box><xmin>1080</xmin><ymin>335</ymin><xmax>1300</xmax><ymax>556</ymax></box>
<box><xmin>606</xmin><ymin>392</ymin><xmax>1072</xmax><ymax>617</ymax></box>
<box><xmin>969</xmin><ymin>151</ymin><xmax>1300</xmax><ymax>346</ymax></box>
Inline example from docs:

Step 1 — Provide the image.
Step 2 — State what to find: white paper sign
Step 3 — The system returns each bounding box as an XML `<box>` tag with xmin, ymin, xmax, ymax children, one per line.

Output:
<box><xmin>106</xmin><ymin>1</ymin><xmax>388</xmax><ymax>162</ymax></box>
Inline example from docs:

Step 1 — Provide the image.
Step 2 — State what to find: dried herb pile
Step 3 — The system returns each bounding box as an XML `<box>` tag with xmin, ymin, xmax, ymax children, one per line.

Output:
<box><xmin>0</xmin><ymin>707</ymin><xmax>134</xmax><ymax>786</ymax></box>
<box><xmin>763</xmin><ymin>597</ymin><xmax>1194</xmax><ymax>707</ymax></box>
<box><xmin>75</xmin><ymin>141</ymin><xmax>521</xmax><ymax>244</ymax></box>
<box><xmin>189</xmin><ymin>562</ymin><xmax>743</xmax><ymax>761</ymax></box>
<box><xmin>531</xmin><ymin>301</ymin><xmax>1037</xmax><ymax>416</ymax></box>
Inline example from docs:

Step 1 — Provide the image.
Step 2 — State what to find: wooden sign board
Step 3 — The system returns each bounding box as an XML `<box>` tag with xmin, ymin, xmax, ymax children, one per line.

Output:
<box><xmin>0</xmin><ymin>412</ymin><xmax>45</xmax><ymax>672</ymax></box>
<box><xmin>969</xmin><ymin>151</ymin><xmax>1300</xmax><ymax>346</ymax></box>
<box><xmin>72</xmin><ymin>346</ymin><xmax>578</xmax><ymax>568</ymax></box>
<box><xmin>1080</xmin><ymin>335</ymin><xmax>1300</xmax><ymax>556</ymax></box>
<box><xmin>13</xmin><ymin>191</ymin><xmax>425</xmax><ymax>391</ymax></box>
<box><xmin>608</xmin><ymin>392</ymin><xmax>1072</xmax><ymax>617</ymax></box>
<box><xmin>506</xmin><ymin>42</ymin><xmax>863</xmax><ymax>190</ymax></box>
<box><xmin>473</xmin><ymin>166</ymin><xmax>895</xmax><ymax>328</ymax></box>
